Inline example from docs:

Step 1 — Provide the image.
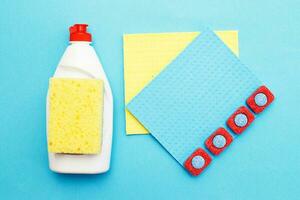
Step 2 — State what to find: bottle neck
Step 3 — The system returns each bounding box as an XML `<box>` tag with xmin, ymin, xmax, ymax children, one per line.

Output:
<box><xmin>70</xmin><ymin>41</ymin><xmax>92</xmax><ymax>45</ymax></box>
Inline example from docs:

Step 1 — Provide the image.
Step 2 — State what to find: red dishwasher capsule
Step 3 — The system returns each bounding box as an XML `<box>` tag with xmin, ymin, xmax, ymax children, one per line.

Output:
<box><xmin>184</xmin><ymin>148</ymin><xmax>212</xmax><ymax>176</ymax></box>
<box><xmin>246</xmin><ymin>85</ymin><xmax>274</xmax><ymax>114</ymax></box>
<box><xmin>205</xmin><ymin>128</ymin><xmax>233</xmax><ymax>155</ymax></box>
<box><xmin>227</xmin><ymin>106</ymin><xmax>255</xmax><ymax>134</ymax></box>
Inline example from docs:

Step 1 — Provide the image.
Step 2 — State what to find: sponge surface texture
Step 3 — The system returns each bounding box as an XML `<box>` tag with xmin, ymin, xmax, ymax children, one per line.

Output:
<box><xmin>48</xmin><ymin>78</ymin><xmax>104</xmax><ymax>154</ymax></box>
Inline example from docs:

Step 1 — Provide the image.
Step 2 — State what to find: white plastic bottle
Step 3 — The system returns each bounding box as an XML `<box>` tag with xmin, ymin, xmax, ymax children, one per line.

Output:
<box><xmin>46</xmin><ymin>24</ymin><xmax>113</xmax><ymax>174</ymax></box>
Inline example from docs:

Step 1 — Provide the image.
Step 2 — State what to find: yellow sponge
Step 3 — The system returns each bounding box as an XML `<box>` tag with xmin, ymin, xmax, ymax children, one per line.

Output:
<box><xmin>48</xmin><ymin>78</ymin><xmax>104</xmax><ymax>154</ymax></box>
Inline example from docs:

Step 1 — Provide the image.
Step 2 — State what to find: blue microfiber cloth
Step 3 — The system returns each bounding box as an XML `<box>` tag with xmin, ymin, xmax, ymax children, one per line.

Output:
<box><xmin>127</xmin><ymin>30</ymin><xmax>261</xmax><ymax>166</ymax></box>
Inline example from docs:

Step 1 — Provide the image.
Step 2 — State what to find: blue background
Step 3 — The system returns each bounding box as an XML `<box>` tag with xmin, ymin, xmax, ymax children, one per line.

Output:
<box><xmin>0</xmin><ymin>0</ymin><xmax>299</xmax><ymax>199</ymax></box>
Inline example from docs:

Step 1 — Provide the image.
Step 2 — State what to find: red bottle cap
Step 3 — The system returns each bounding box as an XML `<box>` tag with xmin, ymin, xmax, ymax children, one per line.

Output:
<box><xmin>69</xmin><ymin>24</ymin><xmax>92</xmax><ymax>42</ymax></box>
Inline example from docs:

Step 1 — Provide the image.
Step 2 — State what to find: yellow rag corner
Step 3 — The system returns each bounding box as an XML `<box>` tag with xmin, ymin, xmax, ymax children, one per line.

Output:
<box><xmin>124</xmin><ymin>31</ymin><xmax>239</xmax><ymax>135</ymax></box>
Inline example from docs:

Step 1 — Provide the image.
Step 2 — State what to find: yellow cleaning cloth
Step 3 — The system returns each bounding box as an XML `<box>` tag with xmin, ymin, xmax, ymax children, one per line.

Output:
<box><xmin>48</xmin><ymin>78</ymin><xmax>104</xmax><ymax>154</ymax></box>
<box><xmin>124</xmin><ymin>31</ymin><xmax>239</xmax><ymax>135</ymax></box>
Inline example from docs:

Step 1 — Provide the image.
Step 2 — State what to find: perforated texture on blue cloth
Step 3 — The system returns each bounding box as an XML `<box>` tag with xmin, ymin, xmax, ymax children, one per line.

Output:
<box><xmin>127</xmin><ymin>30</ymin><xmax>261</xmax><ymax>165</ymax></box>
